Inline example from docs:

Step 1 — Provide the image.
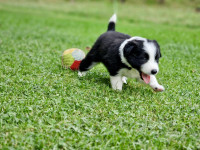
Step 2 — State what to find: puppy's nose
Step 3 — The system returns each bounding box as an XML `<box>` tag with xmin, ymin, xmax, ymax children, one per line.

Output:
<box><xmin>151</xmin><ymin>69</ymin><xmax>157</xmax><ymax>75</ymax></box>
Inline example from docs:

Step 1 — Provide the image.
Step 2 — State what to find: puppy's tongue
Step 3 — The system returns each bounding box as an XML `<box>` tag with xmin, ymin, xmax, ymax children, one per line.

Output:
<box><xmin>141</xmin><ymin>73</ymin><xmax>150</xmax><ymax>84</ymax></box>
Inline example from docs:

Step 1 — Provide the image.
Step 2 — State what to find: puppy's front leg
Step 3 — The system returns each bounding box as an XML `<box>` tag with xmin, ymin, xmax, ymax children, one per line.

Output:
<box><xmin>122</xmin><ymin>76</ymin><xmax>127</xmax><ymax>84</ymax></box>
<box><xmin>149</xmin><ymin>75</ymin><xmax>165</xmax><ymax>92</ymax></box>
<box><xmin>110</xmin><ymin>76</ymin><xmax>123</xmax><ymax>91</ymax></box>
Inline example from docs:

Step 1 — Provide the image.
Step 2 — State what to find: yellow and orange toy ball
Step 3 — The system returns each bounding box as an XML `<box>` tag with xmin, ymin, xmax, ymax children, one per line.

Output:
<box><xmin>62</xmin><ymin>48</ymin><xmax>85</xmax><ymax>71</ymax></box>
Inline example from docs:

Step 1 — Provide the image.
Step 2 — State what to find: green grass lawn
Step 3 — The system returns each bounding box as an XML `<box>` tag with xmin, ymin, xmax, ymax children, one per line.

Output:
<box><xmin>0</xmin><ymin>1</ymin><xmax>200</xmax><ymax>149</ymax></box>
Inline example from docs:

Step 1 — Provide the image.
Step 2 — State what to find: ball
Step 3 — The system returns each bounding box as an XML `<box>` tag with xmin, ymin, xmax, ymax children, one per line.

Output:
<box><xmin>62</xmin><ymin>48</ymin><xmax>85</xmax><ymax>70</ymax></box>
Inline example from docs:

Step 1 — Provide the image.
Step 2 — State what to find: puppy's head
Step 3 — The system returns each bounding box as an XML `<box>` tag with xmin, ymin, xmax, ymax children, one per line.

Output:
<box><xmin>123</xmin><ymin>37</ymin><xmax>162</xmax><ymax>83</ymax></box>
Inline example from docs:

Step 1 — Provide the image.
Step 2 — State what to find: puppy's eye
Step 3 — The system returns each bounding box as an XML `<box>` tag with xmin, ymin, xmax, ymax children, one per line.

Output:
<box><xmin>143</xmin><ymin>53</ymin><xmax>149</xmax><ymax>60</ymax></box>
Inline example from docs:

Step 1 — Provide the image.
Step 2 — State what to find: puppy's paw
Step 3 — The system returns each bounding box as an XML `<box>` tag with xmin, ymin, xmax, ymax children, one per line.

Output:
<box><xmin>112</xmin><ymin>86</ymin><xmax>123</xmax><ymax>91</ymax></box>
<box><xmin>122</xmin><ymin>76</ymin><xmax>127</xmax><ymax>84</ymax></box>
<box><xmin>78</xmin><ymin>71</ymin><xmax>86</xmax><ymax>77</ymax></box>
<box><xmin>153</xmin><ymin>84</ymin><xmax>165</xmax><ymax>92</ymax></box>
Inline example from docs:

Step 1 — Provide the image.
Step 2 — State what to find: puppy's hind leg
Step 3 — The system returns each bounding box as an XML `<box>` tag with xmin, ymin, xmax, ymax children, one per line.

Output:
<box><xmin>78</xmin><ymin>54</ymin><xmax>97</xmax><ymax>77</ymax></box>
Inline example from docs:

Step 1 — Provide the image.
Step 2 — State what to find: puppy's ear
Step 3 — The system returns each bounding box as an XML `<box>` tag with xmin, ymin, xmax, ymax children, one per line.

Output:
<box><xmin>153</xmin><ymin>40</ymin><xmax>162</xmax><ymax>58</ymax></box>
<box><xmin>124</xmin><ymin>40</ymin><xmax>139</xmax><ymax>55</ymax></box>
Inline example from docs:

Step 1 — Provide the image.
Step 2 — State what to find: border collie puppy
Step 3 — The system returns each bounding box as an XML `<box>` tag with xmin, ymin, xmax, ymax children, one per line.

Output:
<box><xmin>78</xmin><ymin>14</ymin><xmax>165</xmax><ymax>92</ymax></box>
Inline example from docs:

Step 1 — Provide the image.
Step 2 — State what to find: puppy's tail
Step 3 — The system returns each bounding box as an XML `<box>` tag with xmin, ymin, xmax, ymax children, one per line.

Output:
<box><xmin>107</xmin><ymin>14</ymin><xmax>117</xmax><ymax>31</ymax></box>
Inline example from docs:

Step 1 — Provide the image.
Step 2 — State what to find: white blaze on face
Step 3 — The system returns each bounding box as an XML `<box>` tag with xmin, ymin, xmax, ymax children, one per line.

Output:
<box><xmin>141</xmin><ymin>41</ymin><xmax>159</xmax><ymax>75</ymax></box>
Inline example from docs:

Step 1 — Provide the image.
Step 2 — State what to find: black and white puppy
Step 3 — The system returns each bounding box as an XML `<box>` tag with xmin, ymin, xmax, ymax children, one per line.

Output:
<box><xmin>79</xmin><ymin>14</ymin><xmax>164</xmax><ymax>92</ymax></box>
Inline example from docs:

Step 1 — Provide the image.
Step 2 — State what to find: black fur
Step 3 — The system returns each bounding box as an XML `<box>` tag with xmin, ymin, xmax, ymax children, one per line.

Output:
<box><xmin>123</xmin><ymin>40</ymin><xmax>149</xmax><ymax>71</ymax></box>
<box><xmin>153</xmin><ymin>40</ymin><xmax>162</xmax><ymax>62</ymax></box>
<box><xmin>79</xmin><ymin>31</ymin><xmax>131</xmax><ymax>76</ymax></box>
<box><xmin>107</xmin><ymin>22</ymin><xmax>115</xmax><ymax>31</ymax></box>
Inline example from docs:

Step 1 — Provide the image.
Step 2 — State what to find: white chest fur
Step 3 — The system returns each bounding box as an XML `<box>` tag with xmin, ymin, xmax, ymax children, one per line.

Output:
<box><xmin>118</xmin><ymin>68</ymin><xmax>140</xmax><ymax>78</ymax></box>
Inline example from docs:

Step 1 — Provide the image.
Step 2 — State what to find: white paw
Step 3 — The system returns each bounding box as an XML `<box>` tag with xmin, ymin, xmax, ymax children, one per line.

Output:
<box><xmin>122</xmin><ymin>76</ymin><xmax>127</xmax><ymax>84</ymax></box>
<box><xmin>152</xmin><ymin>84</ymin><xmax>165</xmax><ymax>92</ymax></box>
<box><xmin>78</xmin><ymin>71</ymin><xmax>86</xmax><ymax>77</ymax></box>
<box><xmin>112</xmin><ymin>87</ymin><xmax>122</xmax><ymax>91</ymax></box>
<box><xmin>110</xmin><ymin>76</ymin><xmax>123</xmax><ymax>91</ymax></box>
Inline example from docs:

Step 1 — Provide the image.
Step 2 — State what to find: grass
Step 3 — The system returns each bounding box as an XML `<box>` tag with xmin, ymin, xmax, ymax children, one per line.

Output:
<box><xmin>0</xmin><ymin>1</ymin><xmax>200</xmax><ymax>149</ymax></box>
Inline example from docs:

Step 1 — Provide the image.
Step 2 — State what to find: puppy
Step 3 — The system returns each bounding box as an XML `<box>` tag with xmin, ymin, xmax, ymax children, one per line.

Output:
<box><xmin>78</xmin><ymin>14</ymin><xmax>164</xmax><ymax>92</ymax></box>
